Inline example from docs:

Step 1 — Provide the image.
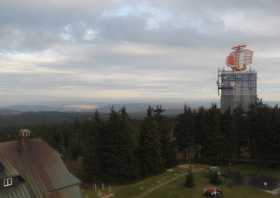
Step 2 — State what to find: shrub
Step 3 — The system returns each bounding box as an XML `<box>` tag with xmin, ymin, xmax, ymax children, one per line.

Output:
<box><xmin>209</xmin><ymin>171</ymin><xmax>222</xmax><ymax>185</ymax></box>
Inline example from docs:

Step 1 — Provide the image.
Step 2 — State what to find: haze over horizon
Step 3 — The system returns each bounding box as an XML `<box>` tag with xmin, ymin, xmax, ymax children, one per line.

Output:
<box><xmin>1</xmin><ymin>0</ymin><xmax>280</xmax><ymax>107</ymax></box>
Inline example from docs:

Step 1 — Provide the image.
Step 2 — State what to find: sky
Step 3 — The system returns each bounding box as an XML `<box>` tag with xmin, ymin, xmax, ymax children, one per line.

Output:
<box><xmin>1</xmin><ymin>0</ymin><xmax>280</xmax><ymax>107</ymax></box>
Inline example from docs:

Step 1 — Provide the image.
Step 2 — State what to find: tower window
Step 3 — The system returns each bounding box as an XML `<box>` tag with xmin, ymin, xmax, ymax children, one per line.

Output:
<box><xmin>3</xmin><ymin>177</ymin><xmax>13</xmax><ymax>187</ymax></box>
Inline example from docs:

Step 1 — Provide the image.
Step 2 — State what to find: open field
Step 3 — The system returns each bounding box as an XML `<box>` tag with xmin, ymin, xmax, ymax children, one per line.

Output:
<box><xmin>83</xmin><ymin>164</ymin><xmax>280</xmax><ymax>198</ymax></box>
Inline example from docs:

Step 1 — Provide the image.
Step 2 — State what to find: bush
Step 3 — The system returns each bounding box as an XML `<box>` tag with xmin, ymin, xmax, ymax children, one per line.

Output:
<box><xmin>185</xmin><ymin>170</ymin><xmax>195</xmax><ymax>188</ymax></box>
<box><xmin>209</xmin><ymin>171</ymin><xmax>222</xmax><ymax>185</ymax></box>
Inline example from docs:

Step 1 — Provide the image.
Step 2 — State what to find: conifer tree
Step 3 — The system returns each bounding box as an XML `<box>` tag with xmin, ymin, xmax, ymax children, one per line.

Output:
<box><xmin>83</xmin><ymin>111</ymin><xmax>103</xmax><ymax>183</ymax></box>
<box><xmin>202</xmin><ymin>105</ymin><xmax>226</xmax><ymax>164</ymax></box>
<box><xmin>101</xmin><ymin>107</ymin><xmax>138</xmax><ymax>181</ymax></box>
<box><xmin>139</xmin><ymin>106</ymin><xmax>163</xmax><ymax>177</ymax></box>
<box><xmin>118</xmin><ymin>107</ymin><xmax>138</xmax><ymax>180</ymax></box>
<box><xmin>154</xmin><ymin>105</ymin><xmax>176</xmax><ymax>168</ymax></box>
<box><xmin>174</xmin><ymin>106</ymin><xmax>196</xmax><ymax>151</ymax></box>
<box><xmin>229</xmin><ymin>106</ymin><xmax>245</xmax><ymax>159</ymax></box>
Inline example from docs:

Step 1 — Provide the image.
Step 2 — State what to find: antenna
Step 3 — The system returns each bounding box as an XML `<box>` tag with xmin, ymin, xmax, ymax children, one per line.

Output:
<box><xmin>226</xmin><ymin>44</ymin><xmax>253</xmax><ymax>71</ymax></box>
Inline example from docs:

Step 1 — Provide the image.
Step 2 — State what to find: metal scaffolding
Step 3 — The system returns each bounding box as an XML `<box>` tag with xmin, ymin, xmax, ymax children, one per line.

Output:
<box><xmin>217</xmin><ymin>69</ymin><xmax>257</xmax><ymax>111</ymax></box>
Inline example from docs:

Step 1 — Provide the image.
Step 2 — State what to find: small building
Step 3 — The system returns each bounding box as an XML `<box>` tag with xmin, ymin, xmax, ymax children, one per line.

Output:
<box><xmin>0</xmin><ymin>129</ymin><xmax>82</xmax><ymax>198</ymax></box>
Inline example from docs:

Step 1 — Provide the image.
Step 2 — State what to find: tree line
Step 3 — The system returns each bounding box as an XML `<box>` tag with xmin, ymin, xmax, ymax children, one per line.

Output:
<box><xmin>81</xmin><ymin>106</ymin><xmax>177</xmax><ymax>183</ymax></box>
<box><xmin>30</xmin><ymin>105</ymin><xmax>176</xmax><ymax>183</ymax></box>
<box><xmin>1</xmin><ymin>102</ymin><xmax>280</xmax><ymax>183</ymax></box>
<box><xmin>175</xmin><ymin>102</ymin><xmax>280</xmax><ymax>166</ymax></box>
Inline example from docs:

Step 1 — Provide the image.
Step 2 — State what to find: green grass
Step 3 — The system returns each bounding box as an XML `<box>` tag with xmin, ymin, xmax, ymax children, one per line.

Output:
<box><xmin>227</xmin><ymin>164</ymin><xmax>280</xmax><ymax>178</ymax></box>
<box><xmin>83</xmin><ymin>164</ymin><xmax>280</xmax><ymax>198</ymax></box>
<box><xmin>145</xmin><ymin>173</ymin><xmax>279</xmax><ymax>198</ymax></box>
<box><xmin>112</xmin><ymin>169</ymin><xmax>183</xmax><ymax>197</ymax></box>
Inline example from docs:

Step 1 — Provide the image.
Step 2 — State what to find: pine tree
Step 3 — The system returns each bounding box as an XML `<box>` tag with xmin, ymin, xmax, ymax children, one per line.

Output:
<box><xmin>100</xmin><ymin>107</ymin><xmax>138</xmax><ymax>181</ymax></box>
<box><xmin>194</xmin><ymin>107</ymin><xmax>208</xmax><ymax>149</ymax></box>
<box><xmin>202</xmin><ymin>105</ymin><xmax>227</xmax><ymax>164</ymax></box>
<box><xmin>139</xmin><ymin>106</ymin><xmax>163</xmax><ymax>177</ymax></box>
<box><xmin>83</xmin><ymin>111</ymin><xmax>103</xmax><ymax>183</ymax></box>
<box><xmin>154</xmin><ymin>105</ymin><xmax>176</xmax><ymax>168</ymax></box>
<box><xmin>69</xmin><ymin>118</ymin><xmax>82</xmax><ymax>160</ymax></box>
<box><xmin>269</xmin><ymin>105</ymin><xmax>280</xmax><ymax>163</ymax></box>
<box><xmin>174</xmin><ymin>106</ymin><xmax>196</xmax><ymax>150</ymax></box>
<box><xmin>117</xmin><ymin>107</ymin><xmax>139</xmax><ymax>180</ymax></box>
<box><xmin>229</xmin><ymin>106</ymin><xmax>245</xmax><ymax>159</ymax></box>
<box><xmin>248</xmin><ymin>103</ymin><xmax>275</xmax><ymax>165</ymax></box>
<box><xmin>209</xmin><ymin>170</ymin><xmax>221</xmax><ymax>185</ymax></box>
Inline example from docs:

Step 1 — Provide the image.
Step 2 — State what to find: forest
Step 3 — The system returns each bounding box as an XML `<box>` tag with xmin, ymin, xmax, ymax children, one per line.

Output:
<box><xmin>0</xmin><ymin>101</ymin><xmax>280</xmax><ymax>184</ymax></box>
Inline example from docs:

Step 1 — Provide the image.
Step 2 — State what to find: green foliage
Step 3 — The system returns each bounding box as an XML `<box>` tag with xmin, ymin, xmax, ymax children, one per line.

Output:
<box><xmin>174</xmin><ymin>106</ymin><xmax>196</xmax><ymax>151</ymax></box>
<box><xmin>3</xmin><ymin>102</ymin><xmax>280</xmax><ymax>184</ymax></box>
<box><xmin>139</xmin><ymin>106</ymin><xmax>163</xmax><ymax>177</ymax></box>
<box><xmin>209</xmin><ymin>170</ymin><xmax>222</xmax><ymax>185</ymax></box>
<box><xmin>173</xmin><ymin>103</ymin><xmax>280</xmax><ymax>166</ymax></box>
<box><xmin>82</xmin><ymin>111</ymin><xmax>103</xmax><ymax>183</ymax></box>
<box><xmin>154</xmin><ymin>105</ymin><xmax>177</xmax><ymax>168</ymax></box>
<box><xmin>100</xmin><ymin>107</ymin><xmax>138</xmax><ymax>182</ymax></box>
<box><xmin>203</xmin><ymin>105</ymin><xmax>228</xmax><ymax>164</ymax></box>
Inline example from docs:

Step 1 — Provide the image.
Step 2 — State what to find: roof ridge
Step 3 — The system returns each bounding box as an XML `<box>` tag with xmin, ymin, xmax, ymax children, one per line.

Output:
<box><xmin>0</xmin><ymin>138</ymin><xmax>43</xmax><ymax>146</ymax></box>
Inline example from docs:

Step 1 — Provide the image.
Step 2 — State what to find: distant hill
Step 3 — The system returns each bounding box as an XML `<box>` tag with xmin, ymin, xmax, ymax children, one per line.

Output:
<box><xmin>0</xmin><ymin>101</ymin><xmax>214</xmax><ymax>129</ymax></box>
<box><xmin>0</xmin><ymin>109</ymin><xmax>21</xmax><ymax>116</ymax></box>
<box><xmin>0</xmin><ymin>100</ymin><xmax>279</xmax><ymax>130</ymax></box>
<box><xmin>97</xmin><ymin>101</ymin><xmax>216</xmax><ymax>118</ymax></box>
<box><xmin>0</xmin><ymin>104</ymin><xmax>98</xmax><ymax>113</ymax></box>
<box><xmin>0</xmin><ymin>111</ymin><xmax>96</xmax><ymax>128</ymax></box>
<box><xmin>0</xmin><ymin>100</ymin><xmax>214</xmax><ymax>113</ymax></box>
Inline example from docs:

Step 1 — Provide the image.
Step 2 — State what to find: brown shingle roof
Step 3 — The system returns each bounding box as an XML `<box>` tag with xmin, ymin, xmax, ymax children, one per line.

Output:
<box><xmin>0</xmin><ymin>138</ymin><xmax>81</xmax><ymax>198</ymax></box>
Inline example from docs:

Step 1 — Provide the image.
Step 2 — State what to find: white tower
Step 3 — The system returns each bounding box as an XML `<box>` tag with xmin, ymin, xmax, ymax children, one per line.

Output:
<box><xmin>217</xmin><ymin>45</ymin><xmax>257</xmax><ymax>112</ymax></box>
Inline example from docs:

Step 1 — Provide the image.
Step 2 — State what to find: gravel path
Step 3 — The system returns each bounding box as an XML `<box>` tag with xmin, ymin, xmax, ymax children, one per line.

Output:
<box><xmin>132</xmin><ymin>173</ymin><xmax>186</xmax><ymax>198</ymax></box>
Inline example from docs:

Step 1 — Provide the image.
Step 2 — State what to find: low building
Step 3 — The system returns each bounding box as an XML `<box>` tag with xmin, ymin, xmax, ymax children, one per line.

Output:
<box><xmin>0</xmin><ymin>129</ymin><xmax>82</xmax><ymax>198</ymax></box>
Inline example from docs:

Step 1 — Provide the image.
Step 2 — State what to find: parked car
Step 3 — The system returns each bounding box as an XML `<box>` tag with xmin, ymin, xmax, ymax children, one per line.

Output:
<box><xmin>203</xmin><ymin>187</ymin><xmax>223</xmax><ymax>198</ymax></box>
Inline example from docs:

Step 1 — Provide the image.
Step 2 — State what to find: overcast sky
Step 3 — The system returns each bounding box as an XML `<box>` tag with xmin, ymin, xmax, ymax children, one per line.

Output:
<box><xmin>0</xmin><ymin>0</ymin><xmax>280</xmax><ymax>106</ymax></box>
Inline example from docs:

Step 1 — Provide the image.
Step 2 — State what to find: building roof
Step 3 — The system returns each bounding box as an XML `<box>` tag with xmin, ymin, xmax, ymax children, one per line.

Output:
<box><xmin>0</xmin><ymin>157</ymin><xmax>34</xmax><ymax>198</ymax></box>
<box><xmin>0</xmin><ymin>138</ymin><xmax>82</xmax><ymax>198</ymax></box>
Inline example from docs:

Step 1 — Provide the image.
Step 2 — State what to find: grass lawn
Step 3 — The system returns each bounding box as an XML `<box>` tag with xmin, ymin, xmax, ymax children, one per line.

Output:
<box><xmin>83</xmin><ymin>164</ymin><xmax>280</xmax><ymax>198</ymax></box>
<box><xmin>227</xmin><ymin>164</ymin><xmax>280</xmax><ymax>178</ymax></box>
<box><xmin>144</xmin><ymin>172</ymin><xmax>278</xmax><ymax>198</ymax></box>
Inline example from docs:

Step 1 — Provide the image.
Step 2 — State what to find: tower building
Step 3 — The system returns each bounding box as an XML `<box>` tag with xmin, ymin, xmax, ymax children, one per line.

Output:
<box><xmin>217</xmin><ymin>45</ymin><xmax>257</xmax><ymax>112</ymax></box>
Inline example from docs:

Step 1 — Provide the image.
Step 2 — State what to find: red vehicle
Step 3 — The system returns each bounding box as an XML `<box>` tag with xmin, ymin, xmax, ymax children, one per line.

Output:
<box><xmin>203</xmin><ymin>187</ymin><xmax>223</xmax><ymax>198</ymax></box>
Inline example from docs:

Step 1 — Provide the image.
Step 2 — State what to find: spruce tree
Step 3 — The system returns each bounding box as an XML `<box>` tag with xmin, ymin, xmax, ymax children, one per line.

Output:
<box><xmin>229</xmin><ymin>106</ymin><xmax>245</xmax><ymax>159</ymax></box>
<box><xmin>139</xmin><ymin>106</ymin><xmax>163</xmax><ymax>177</ymax></box>
<box><xmin>202</xmin><ymin>105</ymin><xmax>226</xmax><ymax>164</ymax></box>
<box><xmin>83</xmin><ymin>111</ymin><xmax>103</xmax><ymax>183</ymax></box>
<box><xmin>154</xmin><ymin>105</ymin><xmax>176</xmax><ymax>168</ymax></box>
<box><xmin>174</xmin><ymin>106</ymin><xmax>196</xmax><ymax>150</ymax></box>
<box><xmin>118</xmin><ymin>107</ymin><xmax>138</xmax><ymax>180</ymax></box>
<box><xmin>101</xmin><ymin>107</ymin><xmax>138</xmax><ymax>181</ymax></box>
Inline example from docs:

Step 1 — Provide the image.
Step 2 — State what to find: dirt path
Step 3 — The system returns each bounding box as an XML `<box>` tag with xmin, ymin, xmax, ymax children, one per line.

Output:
<box><xmin>265</xmin><ymin>186</ymin><xmax>280</xmax><ymax>195</ymax></box>
<box><xmin>132</xmin><ymin>173</ymin><xmax>185</xmax><ymax>198</ymax></box>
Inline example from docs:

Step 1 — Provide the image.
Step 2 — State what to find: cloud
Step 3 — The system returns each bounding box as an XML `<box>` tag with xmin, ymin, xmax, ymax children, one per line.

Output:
<box><xmin>0</xmin><ymin>0</ymin><xmax>280</xmax><ymax>106</ymax></box>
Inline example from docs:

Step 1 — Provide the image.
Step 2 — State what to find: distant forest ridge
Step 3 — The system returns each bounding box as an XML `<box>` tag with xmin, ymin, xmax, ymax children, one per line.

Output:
<box><xmin>0</xmin><ymin>101</ymin><xmax>215</xmax><ymax>113</ymax></box>
<box><xmin>1</xmin><ymin>100</ymin><xmax>280</xmax><ymax>113</ymax></box>
<box><xmin>0</xmin><ymin>100</ymin><xmax>280</xmax><ymax>127</ymax></box>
